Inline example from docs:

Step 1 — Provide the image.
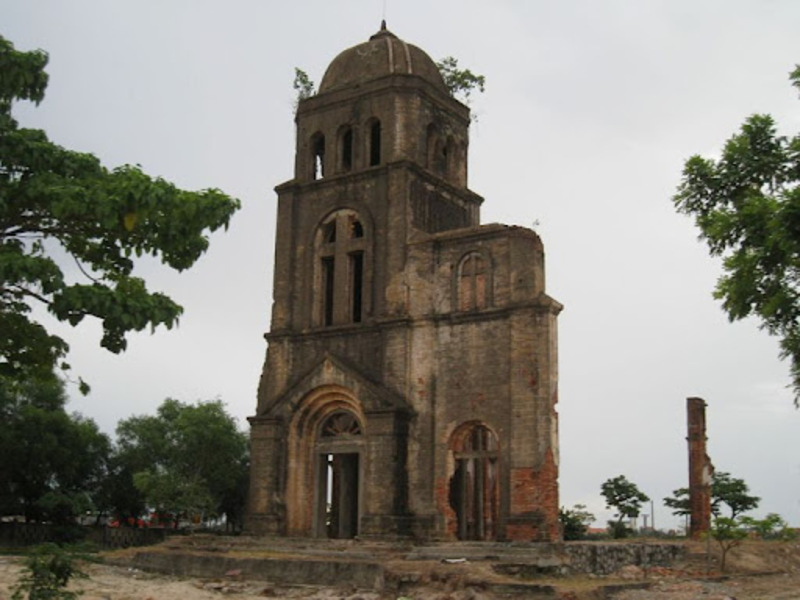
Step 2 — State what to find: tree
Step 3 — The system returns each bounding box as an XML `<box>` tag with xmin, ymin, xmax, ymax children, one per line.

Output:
<box><xmin>673</xmin><ymin>65</ymin><xmax>800</xmax><ymax>406</ymax></box>
<box><xmin>601</xmin><ymin>475</ymin><xmax>650</xmax><ymax>538</ymax></box>
<box><xmin>711</xmin><ymin>471</ymin><xmax>760</xmax><ymax>518</ymax></box>
<box><xmin>559</xmin><ymin>503</ymin><xmax>596</xmax><ymax>540</ymax></box>
<box><xmin>663</xmin><ymin>486</ymin><xmax>691</xmax><ymax>518</ymax></box>
<box><xmin>740</xmin><ymin>512</ymin><xmax>796</xmax><ymax>540</ymax></box>
<box><xmin>92</xmin><ymin>450</ymin><xmax>147</xmax><ymax>526</ymax></box>
<box><xmin>436</xmin><ymin>56</ymin><xmax>486</xmax><ymax>103</ymax></box>
<box><xmin>0</xmin><ymin>36</ymin><xmax>240</xmax><ymax>387</ymax></box>
<box><xmin>0</xmin><ymin>375</ymin><xmax>111</xmax><ymax>523</ymax></box>
<box><xmin>293</xmin><ymin>68</ymin><xmax>315</xmax><ymax>106</ymax></box>
<box><xmin>115</xmin><ymin>398</ymin><xmax>249</xmax><ymax>527</ymax></box>
<box><xmin>708</xmin><ymin>516</ymin><xmax>748</xmax><ymax>572</ymax></box>
<box><xmin>663</xmin><ymin>471</ymin><xmax>760</xmax><ymax>520</ymax></box>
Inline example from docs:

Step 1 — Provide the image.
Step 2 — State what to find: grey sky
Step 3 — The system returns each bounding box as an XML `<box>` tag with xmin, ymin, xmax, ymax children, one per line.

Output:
<box><xmin>4</xmin><ymin>0</ymin><xmax>799</xmax><ymax>529</ymax></box>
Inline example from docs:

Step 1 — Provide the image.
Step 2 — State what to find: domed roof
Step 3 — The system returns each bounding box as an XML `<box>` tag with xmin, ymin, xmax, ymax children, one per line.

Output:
<box><xmin>319</xmin><ymin>22</ymin><xmax>447</xmax><ymax>94</ymax></box>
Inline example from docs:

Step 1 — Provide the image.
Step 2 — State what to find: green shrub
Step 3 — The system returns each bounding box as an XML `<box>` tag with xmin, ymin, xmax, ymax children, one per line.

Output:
<box><xmin>11</xmin><ymin>543</ymin><xmax>88</xmax><ymax>600</ymax></box>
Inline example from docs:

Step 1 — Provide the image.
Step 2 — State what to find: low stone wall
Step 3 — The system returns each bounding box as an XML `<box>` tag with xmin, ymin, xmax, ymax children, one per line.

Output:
<box><xmin>131</xmin><ymin>552</ymin><xmax>385</xmax><ymax>590</ymax></box>
<box><xmin>0</xmin><ymin>523</ymin><xmax>168</xmax><ymax>549</ymax></box>
<box><xmin>563</xmin><ymin>542</ymin><xmax>686</xmax><ymax>575</ymax></box>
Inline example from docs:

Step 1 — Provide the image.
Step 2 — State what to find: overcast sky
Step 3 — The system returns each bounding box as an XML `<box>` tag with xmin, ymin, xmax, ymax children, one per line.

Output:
<box><xmin>4</xmin><ymin>0</ymin><xmax>799</xmax><ymax>530</ymax></box>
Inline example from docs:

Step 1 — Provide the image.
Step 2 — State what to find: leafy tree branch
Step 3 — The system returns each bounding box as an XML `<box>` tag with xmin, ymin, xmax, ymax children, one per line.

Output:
<box><xmin>674</xmin><ymin>64</ymin><xmax>800</xmax><ymax>406</ymax></box>
<box><xmin>0</xmin><ymin>35</ymin><xmax>240</xmax><ymax>386</ymax></box>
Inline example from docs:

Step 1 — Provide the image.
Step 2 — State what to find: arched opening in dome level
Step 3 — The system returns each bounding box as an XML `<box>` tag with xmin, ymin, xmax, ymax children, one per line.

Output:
<box><xmin>368</xmin><ymin>119</ymin><xmax>381</xmax><ymax>166</ymax></box>
<box><xmin>311</xmin><ymin>132</ymin><xmax>325</xmax><ymax>180</ymax></box>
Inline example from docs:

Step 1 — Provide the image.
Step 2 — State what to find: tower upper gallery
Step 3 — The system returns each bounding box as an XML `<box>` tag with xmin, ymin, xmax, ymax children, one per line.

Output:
<box><xmin>292</xmin><ymin>22</ymin><xmax>473</xmax><ymax>192</ymax></box>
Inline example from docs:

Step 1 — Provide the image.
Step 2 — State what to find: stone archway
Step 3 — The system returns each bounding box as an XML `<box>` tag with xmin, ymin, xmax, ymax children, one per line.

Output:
<box><xmin>286</xmin><ymin>385</ymin><xmax>365</xmax><ymax>537</ymax></box>
<box><xmin>449</xmin><ymin>422</ymin><xmax>499</xmax><ymax>540</ymax></box>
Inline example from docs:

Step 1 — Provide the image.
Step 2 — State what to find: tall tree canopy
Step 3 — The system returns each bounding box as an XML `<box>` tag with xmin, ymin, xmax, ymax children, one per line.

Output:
<box><xmin>0</xmin><ymin>36</ymin><xmax>240</xmax><ymax>386</ymax></box>
<box><xmin>674</xmin><ymin>65</ymin><xmax>800</xmax><ymax>406</ymax></box>
<box><xmin>663</xmin><ymin>470</ymin><xmax>761</xmax><ymax>519</ymax></box>
<box><xmin>115</xmin><ymin>398</ymin><xmax>249</xmax><ymax>527</ymax></box>
<box><xmin>0</xmin><ymin>375</ymin><xmax>110</xmax><ymax>523</ymax></box>
<box><xmin>601</xmin><ymin>474</ymin><xmax>649</xmax><ymax>538</ymax></box>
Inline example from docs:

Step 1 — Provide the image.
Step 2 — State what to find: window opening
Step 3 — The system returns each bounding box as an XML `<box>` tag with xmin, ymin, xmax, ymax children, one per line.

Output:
<box><xmin>350</xmin><ymin>217</ymin><xmax>363</xmax><ymax>238</ymax></box>
<box><xmin>350</xmin><ymin>252</ymin><xmax>364</xmax><ymax>323</ymax></box>
<box><xmin>323</xmin><ymin>221</ymin><xmax>337</xmax><ymax>243</ymax></box>
<box><xmin>369</xmin><ymin>120</ymin><xmax>381</xmax><ymax>166</ymax></box>
<box><xmin>315</xmin><ymin>210</ymin><xmax>368</xmax><ymax>327</ymax></box>
<box><xmin>322</xmin><ymin>256</ymin><xmax>335</xmax><ymax>326</ymax></box>
<box><xmin>445</xmin><ymin>136</ymin><xmax>456</xmax><ymax>180</ymax></box>
<box><xmin>312</xmin><ymin>134</ymin><xmax>325</xmax><ymax>180</ymax></box>
<box><xmin>459</xmin><ymin>253</ymin><xmax>487</xmax><ymax>311</ymax></box>
<box><xmin>341</xmin><ymin>128</ymin><xmax>353</xmax><ymax>172</ymax></box>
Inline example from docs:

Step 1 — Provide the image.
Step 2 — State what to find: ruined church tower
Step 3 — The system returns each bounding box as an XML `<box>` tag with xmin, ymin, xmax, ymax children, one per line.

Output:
<box><xmin>247</xmin><ymin>24</ymin><xmax>563</xmax><ymax>542</ymax></box>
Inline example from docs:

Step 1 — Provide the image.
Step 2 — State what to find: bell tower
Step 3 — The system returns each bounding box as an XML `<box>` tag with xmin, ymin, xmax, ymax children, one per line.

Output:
<box><xmin>248</xmin><ymin>24</ymin><xmax>562</xmax><ymax>542</ymax></box>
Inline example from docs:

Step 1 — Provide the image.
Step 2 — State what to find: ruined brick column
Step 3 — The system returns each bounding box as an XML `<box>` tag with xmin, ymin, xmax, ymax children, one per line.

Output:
<box><xmin>687</xmin><ymin>397</ymin><xmax>712</xmax><ymax>539</ymax></box>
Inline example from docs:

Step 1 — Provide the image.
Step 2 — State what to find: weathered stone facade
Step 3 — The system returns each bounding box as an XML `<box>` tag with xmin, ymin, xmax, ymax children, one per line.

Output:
<box><xmin>247</xmin><ymin>24</ymin><xmax>563</xmax><ymax>542</ymax></box>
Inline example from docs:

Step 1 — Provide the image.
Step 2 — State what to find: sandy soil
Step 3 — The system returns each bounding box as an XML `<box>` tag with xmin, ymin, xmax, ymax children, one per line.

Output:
<box><xmin>1</xmin><ymin>540</ymin><xmax>799</xmax><ymax>600</ymax></box>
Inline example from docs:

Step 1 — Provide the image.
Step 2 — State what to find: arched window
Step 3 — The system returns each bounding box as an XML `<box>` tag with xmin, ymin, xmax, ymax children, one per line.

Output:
<box><xmin>315</xmin><ymin>209</ymin><xmax>369</xmax><ymax>326</ymax></box>
<box><xmin>445</xmin><ymin>136</ymin><xmax>457</xmax><ymax>180</ymax></box>
<box><xmin>367</xmin><ymin>119</ymin><xmax>381</xmax><ymax>166</ymax></box>
<box><xmin>458</xmin><ymin>252</ymin><xmax>489</xmax><ymax>311</ymax></box>
<box><xmin>311</xmin><ymin>132</ymin><xmax>325</xmax><ymax>180</ymax></box>
<box><xmin>338</xmin><ymin>126</ymin><xmax>354</xmax><ymax>173</ymax></box>
<box><xmin>449</xmin><ymin>423</ymin><xmax>499</xmax><ymax>541</ymax></box>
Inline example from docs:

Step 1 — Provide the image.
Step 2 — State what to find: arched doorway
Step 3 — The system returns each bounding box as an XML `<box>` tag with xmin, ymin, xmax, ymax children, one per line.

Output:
<box><xmin>315</xmin><ymin>411</ymin><xmax>363</xmax><ymax>538</ymax></box>
<box><xmin>449</xmin><ymin>422</ymin><xmax>499</xmax><ymax>540</ymax></box>
<box><xmin>285</xmin><ymin>386</ymin><xmax>365</xmax><ymax>538</ymax></box>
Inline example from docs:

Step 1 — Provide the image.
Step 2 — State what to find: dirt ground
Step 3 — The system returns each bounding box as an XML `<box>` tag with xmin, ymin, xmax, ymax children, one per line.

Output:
<box><xmin>1</xmin><ymin>540</ymin><xmax>799</xmax><ymax>600</ymax></box>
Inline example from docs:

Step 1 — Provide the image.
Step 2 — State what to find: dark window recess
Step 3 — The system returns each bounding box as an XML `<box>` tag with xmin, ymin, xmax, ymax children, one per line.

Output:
<box><xmin>342</xmin><ymin>129</ymin><xmax>353</xmax><ymax>171</ymax></box>
<box><xmin>369</xmin><ymin>121</ymin><xmax>381</xmax><ymax>166</ymax></box>
<box><xmin>350</xmin><ymin>252</ymin><xmax>364</xmax><ymax>323</ymax></box>
<box><xmin>313</xmin><ymin>134</ymin><xmax>325</xmax><ymax>180</ymax></box>
<box><xmin>322</xmin><ymin>256</ymin><xmax>335</xmax><ymax>326</ymax></box>
<box><xmin>323</xmin><ymin>220</ymin><xmax>337</xmax><ymax>243</ymax></box>
<box><xmin>350</xmin><ymin>218</ymin><xmax>363</xmax><ymax>238</ymax></box>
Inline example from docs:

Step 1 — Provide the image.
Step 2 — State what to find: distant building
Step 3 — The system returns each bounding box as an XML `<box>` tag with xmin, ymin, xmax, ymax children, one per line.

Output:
<box><xmin>247</xmin><ymin>23</ymin><xmax>563</xmax><ymax>542</ymax></box>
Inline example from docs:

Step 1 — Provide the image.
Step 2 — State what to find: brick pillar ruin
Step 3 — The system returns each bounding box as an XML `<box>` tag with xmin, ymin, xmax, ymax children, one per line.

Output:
<box><xmin>687</xmin><ymin>397</ymin><xmax>713</xmax><ymax>539</ymax></box>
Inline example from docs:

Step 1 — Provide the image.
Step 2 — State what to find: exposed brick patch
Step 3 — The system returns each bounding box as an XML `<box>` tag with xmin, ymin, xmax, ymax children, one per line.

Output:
<box><xmin>508</xmin><ymin>448</ymin><xmax>559</xmax><ymax>541</ymax></box>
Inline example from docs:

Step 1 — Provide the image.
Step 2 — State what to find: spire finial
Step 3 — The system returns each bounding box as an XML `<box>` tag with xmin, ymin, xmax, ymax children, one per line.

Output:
<box><xmin>381</xmin><ymin>19</ymin><xmax>387</xmax><ymax>31</ymax></box>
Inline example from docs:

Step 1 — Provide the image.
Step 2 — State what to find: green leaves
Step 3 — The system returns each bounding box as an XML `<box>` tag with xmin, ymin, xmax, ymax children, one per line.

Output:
<box><xmin>663</xmin><ymin>471</ymin><xmax>760</xmax><ymax>519</ymax></box>
<box><xmin>674</xmin><ymin>66</ymin><xmax>800</xmax><ymax>406</ymax></box>
<box><xmin>293</xmin><ymin>67</ymin><xmax>315</xmax><ymax>105</ymax></box>
<box><xmin>115</xmin><ymin>398</ymin><xmax>249</xmax><ymax>523</ymax></box>
<box><xmin>0</xmin><ymin>35</ymin><xmax>240</xmax><ymax>384</ymax></box>
<box><xmin>0</xmin><ymin>375</ymin><xmax>111</xmax><ymax>523</ymax></box>
<box><xmin>436</xmin><ymin>56</ymin><xmax>486</xmax><ymax>103</ymax></box>
<box><xmin>600</xmin><ymin>474</ymin><xmax>650</xmax><ymax>522</ymax></box>
<box><xmin>11</xmin><ymin>543</ymin><xmax>88</xmax><ymax>600</ymax></box>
